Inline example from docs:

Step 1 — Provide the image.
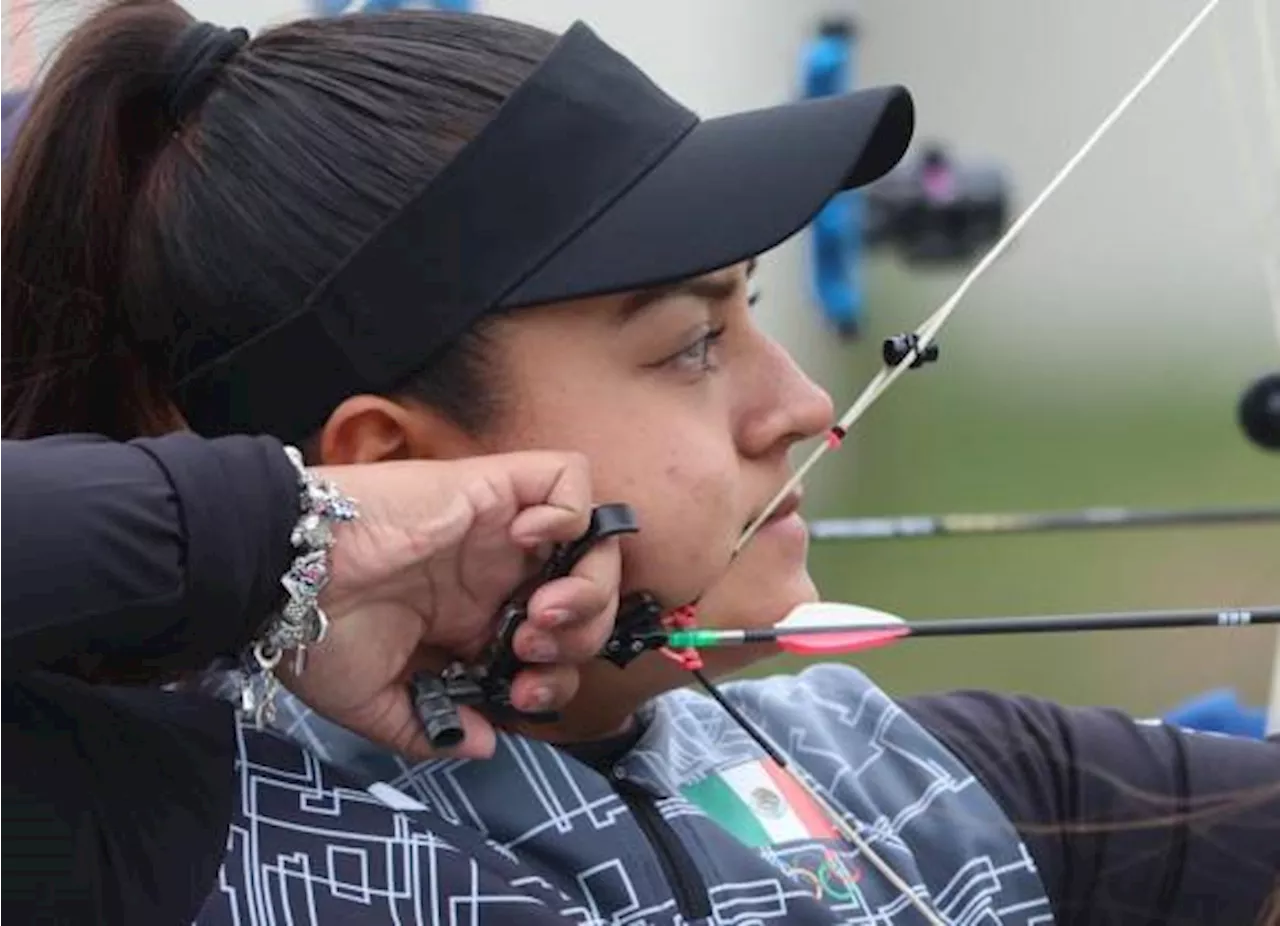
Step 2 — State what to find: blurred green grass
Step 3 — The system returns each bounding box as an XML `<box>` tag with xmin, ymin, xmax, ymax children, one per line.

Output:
<box><xmin>739</xmin><ymin>258</ymin><xmax>1280</xmax><ymax>716</ymax></box>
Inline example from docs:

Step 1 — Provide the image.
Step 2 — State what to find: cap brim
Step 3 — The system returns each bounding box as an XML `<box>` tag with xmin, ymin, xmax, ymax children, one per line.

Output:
<box><xmin>502</xmin><ymin>84</ymin><xmax>914</xmax><ymax>308</ymax></box>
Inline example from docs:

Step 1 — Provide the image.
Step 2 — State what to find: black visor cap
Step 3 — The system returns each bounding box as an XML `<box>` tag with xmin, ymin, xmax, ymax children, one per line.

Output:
<box><xmin>172</xmin><ymin>21</ymin><xmax>915</xmax><ymax>441</ymax></box>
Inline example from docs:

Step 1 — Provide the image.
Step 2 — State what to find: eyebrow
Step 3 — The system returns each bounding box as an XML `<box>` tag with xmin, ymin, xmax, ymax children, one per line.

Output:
<box><xmin>615</xmin><ymin>258</ymin><xmax>758</xmax><ymax>325</ymax></box>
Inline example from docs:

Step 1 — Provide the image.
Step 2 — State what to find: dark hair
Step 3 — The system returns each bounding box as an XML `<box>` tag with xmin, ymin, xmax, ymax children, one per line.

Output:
<box><xmin>2</xmin><ymin>0</ymin><xmax>557</xmax><ymax>442</ymax></box>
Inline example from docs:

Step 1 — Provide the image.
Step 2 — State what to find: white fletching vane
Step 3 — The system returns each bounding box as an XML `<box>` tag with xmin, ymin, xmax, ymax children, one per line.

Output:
<box><xmin>776</xmin><ymin>602</ymin><xmax>906</xmax><ymax>631</ymax></box>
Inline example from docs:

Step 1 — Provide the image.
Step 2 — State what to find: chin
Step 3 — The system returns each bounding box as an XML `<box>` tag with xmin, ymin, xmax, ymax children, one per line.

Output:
<box><xmin>696</xmin><ymin>561</ymin><xmax>816</xmax><ymax>682</ymax></box>
<box><xmin>755</xmin><ymin>568</ymin><xmax>820</xmax><ymax>624</ymax></box>
<box><xmin>693</xmin><ymin>547</ymin><xmax>818</xmax><ymax>637</ymax></box>
<box><xmin>634</xmin><ymin>507</ymin><xmax>816</xmax><ymax>635</ymax></box>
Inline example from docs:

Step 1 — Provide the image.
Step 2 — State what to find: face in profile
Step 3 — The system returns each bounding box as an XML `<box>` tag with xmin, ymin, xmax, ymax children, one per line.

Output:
<box><xmin>320</xmin><ymin>258</ymin><xmax>836</xmax><ymax>733</ymax></box>
<box><xmin>465</xmin><ymin>260</ymin><xmax>834</xmax><ymax>639</ymax></box>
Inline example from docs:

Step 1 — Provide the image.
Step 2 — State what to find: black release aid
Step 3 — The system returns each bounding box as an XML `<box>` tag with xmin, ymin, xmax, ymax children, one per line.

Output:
<box><xmin>412</xmin><ymin>503</ymin><xmax>640</xmax><ymax>749</ymax></box>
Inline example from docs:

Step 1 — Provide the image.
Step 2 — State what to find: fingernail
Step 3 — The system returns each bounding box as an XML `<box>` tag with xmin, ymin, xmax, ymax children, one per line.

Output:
<box><xmin>526</xmin><ymin>637</ymin><xmax>558</xmax><ymax>662</ymax></box>
<box><xmin>524</xmin><ymin>687</ymin><xmax>553</xmax><ymax>711</ymax></box>
<box><xmin>540</xmin><ymin>609</ymin><xmax>572</xmax><ymax>627</ymax></box>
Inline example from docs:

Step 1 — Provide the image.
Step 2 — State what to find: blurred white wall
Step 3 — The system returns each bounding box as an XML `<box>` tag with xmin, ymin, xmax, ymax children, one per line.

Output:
<box><xmin>846</xmin><ymin>0</ymin><xmax>1280</xmax><ymax>393</ymax></box>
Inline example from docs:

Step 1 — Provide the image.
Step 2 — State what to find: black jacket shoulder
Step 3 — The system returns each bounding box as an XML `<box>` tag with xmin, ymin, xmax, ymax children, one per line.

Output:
<box><xmin>3</xmin><ymin>432</ymin><xmax>300</xmax><ymax>925</ymax></box>
<box><xmin>904</xmin><ymin>689</ymin><xmax>1280</xmax><ymax>926</ymax></box>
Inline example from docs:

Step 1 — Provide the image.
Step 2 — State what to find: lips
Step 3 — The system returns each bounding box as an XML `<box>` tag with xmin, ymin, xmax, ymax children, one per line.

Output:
<box><xmin>751</xmin><ymin>488</ymin><xmax>803</xmax><ymax>529</ymax></box>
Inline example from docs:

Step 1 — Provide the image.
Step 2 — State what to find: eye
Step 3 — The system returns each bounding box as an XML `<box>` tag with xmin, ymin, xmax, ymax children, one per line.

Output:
<box><xmin>747</xmin><ymin>278</ymin><xmax>762</xmax><ymax>308</ymax></box>
<box><xmin>662</xmin><ymin>324</ymin><xmax>728</xmax><ymax>374</ymax></box>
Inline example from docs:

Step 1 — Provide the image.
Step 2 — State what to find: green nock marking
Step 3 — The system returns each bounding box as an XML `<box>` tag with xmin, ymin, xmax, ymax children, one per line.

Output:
<box><xmin>666</xmin><ymin>629</ymin><xmax>724</xmax><ymax>649</ymax></box>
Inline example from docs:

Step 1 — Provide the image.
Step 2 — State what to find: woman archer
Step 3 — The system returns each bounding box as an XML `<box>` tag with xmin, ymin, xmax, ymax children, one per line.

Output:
<box><xmin>4</xmin><ymin>3</ymin><xmax>1278</xmax><ymax>924</ymax></box>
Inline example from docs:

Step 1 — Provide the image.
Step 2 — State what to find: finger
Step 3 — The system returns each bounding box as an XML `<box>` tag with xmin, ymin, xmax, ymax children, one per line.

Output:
<box><xmin>509</xmin><ymin>504</ymin><xmax>588</xmax><ymax>549</ymax></box>
<box><xmin>515</xmin><ymin>585</ymin><xmax>619</xmax><ymax>667</ymax></box>
<box><xmin>507</xmin><ymin>663</ymin><xmax>581</xmax><ymax>714</ymax></box>
<box><xmin>498</xmin><ymin>451</ymin><xmax>593</xmax><ymax>544</ymax></box>
<box><xmin>525</xmin><ymin>535</ymin><xmax>621</xmax><ymax>630</ymax></box>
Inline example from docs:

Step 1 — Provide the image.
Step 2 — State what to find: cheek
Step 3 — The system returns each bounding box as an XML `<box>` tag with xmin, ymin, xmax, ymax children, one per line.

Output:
<box><xmin>497</xmin><ymin>404</ymin><xmax>740</xmax><ymax>604</ymax></box>
<box><xmin>616</xmin><ymin>443</ymin><xmax>739</xmax><ymax>603</ymax></box>
<box><xmin>487</xmin><ymin>323</ymin><xmax>744</xmax><ymax>606</ymax></box>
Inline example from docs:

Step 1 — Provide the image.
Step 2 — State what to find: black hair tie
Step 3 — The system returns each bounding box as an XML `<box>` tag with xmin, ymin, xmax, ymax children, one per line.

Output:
<box><xmin>161</xmin><ymin>22</ymin><xmax>249</xmax><ymax>126</ymax></box>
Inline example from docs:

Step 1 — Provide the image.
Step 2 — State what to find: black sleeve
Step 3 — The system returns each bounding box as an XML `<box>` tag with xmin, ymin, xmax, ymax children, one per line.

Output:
<box><xmin>4</xmin><ymin>677</ymin><xmax>240</xmax><ymax>926</ymax></box>
<box><xmin>901</xmin><ymin>691</ymin><xmax>1280</xmax><ymax>926</ymax></box>
<box><xmin>2</xmin><ymin>432</ymin><xmax>302</xmax><ymax>926</ymax></box>
<box><xmin>2</xmin><ymin>431</ymin><xmax>299</xmax><ymax>678</ymax></box>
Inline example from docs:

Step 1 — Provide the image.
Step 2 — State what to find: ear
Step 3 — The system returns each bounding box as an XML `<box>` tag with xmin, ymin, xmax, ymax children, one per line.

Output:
<box><xmin>316</xmin><ymin>394</ymin><xmax>479</xmax><ymax>465</ymax></box>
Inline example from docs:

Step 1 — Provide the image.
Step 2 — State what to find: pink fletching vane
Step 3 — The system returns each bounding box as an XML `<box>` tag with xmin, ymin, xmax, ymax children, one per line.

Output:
<box><xmin>771</xmin><ymin>602</ymin><xmax>909</xmax><ymax>655</ymax></box>
<box><xmin>778</xmin><ymin>626</ymin><xmax>909</xmax><ymax>655</ymax></box>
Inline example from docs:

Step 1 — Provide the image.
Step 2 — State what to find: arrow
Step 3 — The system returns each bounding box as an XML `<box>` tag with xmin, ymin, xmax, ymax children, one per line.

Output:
<box><xmin>649</xmin><ymin>602</ymin><xmax>1280</xmax><ymax>656</ymax></box>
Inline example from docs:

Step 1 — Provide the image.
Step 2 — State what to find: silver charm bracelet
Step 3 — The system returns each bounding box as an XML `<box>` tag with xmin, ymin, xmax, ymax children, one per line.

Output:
<box><xmin>239</xmin><ymin>446</ymin><xmax>359</xmax><ymax>726</ymax></box>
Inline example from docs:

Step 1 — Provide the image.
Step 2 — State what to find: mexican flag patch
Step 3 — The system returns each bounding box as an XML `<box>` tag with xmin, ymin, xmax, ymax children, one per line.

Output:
<box><xmin>681</xmin><ymin>758</ymin><xmax>838</xmax><ymax>848</ymax></box>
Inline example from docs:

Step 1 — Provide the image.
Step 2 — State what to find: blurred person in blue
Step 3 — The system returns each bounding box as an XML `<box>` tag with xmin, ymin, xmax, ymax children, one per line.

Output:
<box><xmin>2</xmin><ymin>90</ymin><xmax>32</xmax><ymax>155</ymax></box>
<box><xmin>4</xmin><ymin>3</ymin><xmax>1277</xmax><ymax>924</ymax></box>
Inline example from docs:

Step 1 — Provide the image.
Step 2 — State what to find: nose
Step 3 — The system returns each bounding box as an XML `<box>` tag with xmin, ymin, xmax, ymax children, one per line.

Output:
<box><xmin>736</xmin><ymin>333</ymin><xmax>835</xmax><ymax>460</ymax></box>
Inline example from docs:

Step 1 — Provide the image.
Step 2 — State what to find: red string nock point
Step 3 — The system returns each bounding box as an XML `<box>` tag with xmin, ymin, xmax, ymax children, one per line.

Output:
<box><xmin>659</xmin><ymin>604</ymin><xmax>704</xmax><ymax>670</ymax></box>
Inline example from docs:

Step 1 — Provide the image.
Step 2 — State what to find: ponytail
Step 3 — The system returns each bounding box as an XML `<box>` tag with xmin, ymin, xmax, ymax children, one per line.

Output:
<box><xmin>2</xmin><ymin>0</ymin><xmax>193</xmax><ymax>440</ymax></box>
<box><xmin>3</xmin><ymin>3</ymin><xmax>556</xmax><ymax>444</ymax></box>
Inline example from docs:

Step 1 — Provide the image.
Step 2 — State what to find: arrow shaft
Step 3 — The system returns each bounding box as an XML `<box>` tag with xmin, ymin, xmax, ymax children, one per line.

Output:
<box><xmin>661</xmin><ymin>606</ymin><xmax>1280</xmax><ymax>649</ymax></box>
<box><xmin>807</xmin><ymin>505</ymin><xmax>1280</xmax><ymax>541</ymax></box>
<box><xmin>882</xmin><ymin>607</ymin><xmax>1278</xmax><ymax>638</ymax></box>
